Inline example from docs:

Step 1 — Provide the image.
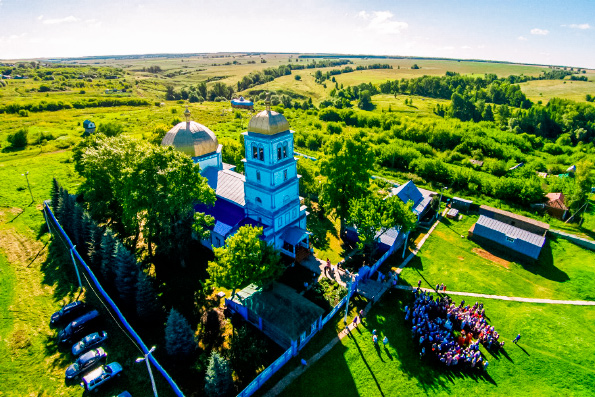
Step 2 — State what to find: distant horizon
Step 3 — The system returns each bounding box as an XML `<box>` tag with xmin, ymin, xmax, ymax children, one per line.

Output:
<box><xmin>1</xmin><ymin>51</ymin><xmax>589</xmax><ymax>71</ymax></box>
<box><xmin>1</xmin><ymin>0</ymin><xmax>593</xmax><ymax>68</ymax></box>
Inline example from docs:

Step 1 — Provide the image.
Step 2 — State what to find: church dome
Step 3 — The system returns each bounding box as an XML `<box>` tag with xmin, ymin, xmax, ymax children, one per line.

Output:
<box><xmin>161</xmin><ymin>108</ymin><xmax>219</xmax><ymax>157</ymax></box>
<box><xmin>248</xmin><ymin>95</ymin><xmax>290</xmax><ymax>135</ymax></box>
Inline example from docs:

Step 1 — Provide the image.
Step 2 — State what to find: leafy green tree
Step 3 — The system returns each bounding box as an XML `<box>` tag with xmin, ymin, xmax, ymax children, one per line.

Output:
<box><xmin>220</xmin><ymin>137</ymin><xmax>245</xmax><ymax>173</ymax></box>
<box><xmin>227</xmin><ymin>325</ymin><xmax>267</xmax><ymax>383</ymax></box>
<box><xmin>357</xmin><ymin>90</ymin><xmax>373</xmax><ymax>110</ymax></box>
<box><xmin>164</xmin><ymin>308</ymin><xmax>196</xmax><ymax>358</ymax></box>
<box><xmin>204</xmin><ymin>351</ymin><xmax>233</xmax><ymax>397</ymax></box>
<box><xmin>347</xmin><ymin>195</ymin><xmax>416</xmax><ymax>259</ymax></box>
<box><xmin>296</xmin><ymin>158</ymin><xmax>320</xmax><ymax>201</ymax></box>
<box><xmin>319</xmin><ymin>132</ymin><xmax>374</xmax><ymax>235</ymax></box>
<box><xmin>569</xmin><ymin>159</ymin><xmax>595</xmax><ymax>210</ymax></box>
<box><xmin>207</xmin><ymin>225</ymin><xmax>283</xmax><ymax>298</ymax></box>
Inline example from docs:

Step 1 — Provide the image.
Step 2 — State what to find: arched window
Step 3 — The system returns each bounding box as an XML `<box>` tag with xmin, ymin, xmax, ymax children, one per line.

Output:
<box><xmin>283</xmin><ymin>169</ymin><xmax>288</xmax><ymax>181</ymax></box>
<box><xmin>256</xmin><ymin>171</ymin><xmax>261</xmax><ymax>182</ymax></box>
<box><xmin>283</xmin><ymin>142</ymin><xmax>288</xmax><ymax>158</ymax></box>
<box><xmin>256</xmin><ymin>197</ymin><xmax>262</xmax><ymax>206</ymax></box>
<box><xmin>259</xmin><ymin>144</ymin><xmax>264</xmax><ymax>161</ymax></box>
<box><xmin>277</xmin><ymin>145</ymin><xmax>282</xmax><ymax>160</ymax></box>
<box><xmin>252</xmin><ymin>143</ymin><xmax>258</xmax><ymax>159</ymax></box>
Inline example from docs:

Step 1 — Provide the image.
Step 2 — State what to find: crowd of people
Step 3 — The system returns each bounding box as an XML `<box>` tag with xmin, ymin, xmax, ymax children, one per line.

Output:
<box><xmin>405</xmin><ymin>283</ymin><xmax>505</xmax><ymax>371</ymax></box>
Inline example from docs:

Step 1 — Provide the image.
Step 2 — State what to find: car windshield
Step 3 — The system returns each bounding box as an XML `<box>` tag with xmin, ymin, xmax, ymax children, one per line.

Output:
<box><xmin>71</xmin><ymin>363</ymin><xmax>80</xmax><ymax>371</ymax></box>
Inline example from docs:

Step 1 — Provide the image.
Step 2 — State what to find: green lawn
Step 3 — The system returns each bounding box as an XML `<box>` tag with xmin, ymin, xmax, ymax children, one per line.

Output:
<box><xmin>282</xmin><ymin>289</ymin><xmax>595</xmax><ymax>396</ymax></box>
<box><xmin>399</xmin><ymin>214</ymin><xmax>595</xmax><ymax>301</ymax></box>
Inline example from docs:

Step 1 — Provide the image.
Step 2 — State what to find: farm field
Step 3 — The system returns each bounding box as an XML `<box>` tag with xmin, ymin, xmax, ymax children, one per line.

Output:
<box><xmin>520</xmin><ymin>79</ymin><xmax>595</xmax><ymax>103</ymax></box>
<box><xmin>281</xmin><ymin>289</ymin><xmax>595</xmax><ymax>397</ymax></box>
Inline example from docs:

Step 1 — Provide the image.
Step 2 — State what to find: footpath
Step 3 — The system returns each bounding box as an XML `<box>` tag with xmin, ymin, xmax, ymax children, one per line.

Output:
<box><xmin>393</xmin><ymin>285</ymin><xmax>595</xmax><ymax>306</ymax></box>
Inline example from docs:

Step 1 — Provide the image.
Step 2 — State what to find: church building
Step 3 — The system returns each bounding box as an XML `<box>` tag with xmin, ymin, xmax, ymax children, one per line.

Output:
<box><xmin>161</xmin><ymin>102</ymin><xmax>310</xmax><ymax>261</ymax></box>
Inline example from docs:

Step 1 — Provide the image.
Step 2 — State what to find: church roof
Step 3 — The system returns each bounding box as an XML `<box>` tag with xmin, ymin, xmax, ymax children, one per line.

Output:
<box><xmin>202</xmin><ymin>168</ymin><xmax>245</xmax><ymax>206</ymax></box>
<box><xmin>161</xmin><ymin>120</ymin><xmax>219</xmax><ymax>157</ymax></box>
<box><xmin>248</xmin><ymin>109</ymin><xmax>290</xmax><ymax>135</ymax></box>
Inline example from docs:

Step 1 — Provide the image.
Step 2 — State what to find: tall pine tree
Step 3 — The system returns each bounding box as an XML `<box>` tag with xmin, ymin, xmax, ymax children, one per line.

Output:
<box><xmin>164</xmin><ymin>308</ymin><xmax>196</xmax><ymax>358</ymax></box>
<box><xmin>113</xmin><ymin>242</ymin><xmax>138</xmax><ymax>313</ymax></box>
<box><xmin>100</xmin><ymin>228</ymin><xmax>117</xmax><ymax>283</ymax></box>
<box><xmin>204</xmin><ymin>351</ymin><xmax>233</xmax><ymax>397</ymax></box>
<box><xmin>51</xmin><ymin>178</ymin><xmax>61</xmax><ymax>213</ymax></box>
<box><xmin>71</xmin><ymin>204</ymin><xmax>84</xmax><ymax>248</ymax></box>
<box><xmin>136</xmin><ymin>271</ymin><xmax>159</xmax><ymax>322</ymax></box>
<box><xmin>87</xmin><ymin>220</ymin><xmax>104</xmax><ymax>269</ymax></box>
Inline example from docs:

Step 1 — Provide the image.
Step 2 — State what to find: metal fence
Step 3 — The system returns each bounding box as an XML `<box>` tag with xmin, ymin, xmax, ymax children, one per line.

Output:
<box><xmin>43</xmin><ymin>202</ymin><xmax>185</xmax><ymax>397</ymax></box>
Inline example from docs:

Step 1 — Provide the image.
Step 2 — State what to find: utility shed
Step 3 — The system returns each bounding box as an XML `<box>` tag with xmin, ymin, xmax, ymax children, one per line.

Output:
<box><xmin>469</xmin><ymin>215</ymin><xmax>546</xmax><ymax>260</ymax></box>
<box><xmin>452</xmin><ymin>197</ymin><xmax>472</xmax><ymax>211</ymax></box>
<box><xmin>479</xmin><ymin>205</ymin><xmax>549</xmax><ymax>236</ymax></box>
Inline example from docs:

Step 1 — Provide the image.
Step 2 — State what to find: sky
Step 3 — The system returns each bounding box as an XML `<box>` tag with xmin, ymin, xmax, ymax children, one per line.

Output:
<box><xmin>0</xmin><ymin>0</ymin><xmax>594</xmax><ymax>68</ymax></box>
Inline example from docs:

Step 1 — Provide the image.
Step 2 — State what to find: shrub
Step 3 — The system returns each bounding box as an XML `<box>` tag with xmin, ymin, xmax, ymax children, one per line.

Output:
<box><xmin>18</xmin><ymin>109</ymin><xmax>29</xmax><ymax>117</ymax></box>
<box><xmin>98</xmin><ymin>122</ymin><xmax>123</xmax><ymax>137</ymax></box>
<box><xmin>7</xmin><ymin>128</ymin><xmax>28</xmax><ymax>148</ymax></box>
<box><xmin>327</xmin><ymin>122</ymin><xmax>342</xmax><ymax>135</ymax></box>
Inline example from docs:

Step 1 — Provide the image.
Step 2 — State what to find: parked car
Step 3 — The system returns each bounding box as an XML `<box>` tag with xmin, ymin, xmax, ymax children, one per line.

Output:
<box><xmin>71</xmin><ymin>331</ymin><xmax>108</xmax><ymax>357</ymax></box>
<box><xmin>50</xmin><ymin>301</ymin><xmax>87</xmax><ymax>326</ymax></box>
<box><xmin>58</xmin><ymin>310</ymin><xmax>100</xmax><ymax>346</ymax></box>
<box><xmin>65</xmin><ymin>347</ymin><xmax>107</xmax><ymax>380</ymax></box>
<box><xmin>81</xmin><ymin>362</ymin><xmax>122</xmax><ymax>392</ymax></box>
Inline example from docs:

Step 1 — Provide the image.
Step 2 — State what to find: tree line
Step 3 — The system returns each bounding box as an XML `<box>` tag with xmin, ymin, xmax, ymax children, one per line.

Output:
<box><xmin>0</xmin><ymin>97</ymin><xmax>151</xmax><ymax>114</ymax></box>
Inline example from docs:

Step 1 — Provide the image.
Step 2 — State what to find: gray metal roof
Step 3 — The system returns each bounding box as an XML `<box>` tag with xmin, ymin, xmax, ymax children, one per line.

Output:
<box><xmin>215</xmin><ymin>170</ymin><xmax>245</xmax><ymax>206</ymax></box>
<box><xmin>476</xmin><ymin>215</ymin><xmax>546</xmax><ymax>247</ymax></box>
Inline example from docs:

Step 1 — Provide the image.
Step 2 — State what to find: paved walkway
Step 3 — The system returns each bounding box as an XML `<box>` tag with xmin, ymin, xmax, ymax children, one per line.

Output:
<box><xmin>393</xmin><ymin>285</ymin><xmax>595</xmax><ymax>306</ymax></box>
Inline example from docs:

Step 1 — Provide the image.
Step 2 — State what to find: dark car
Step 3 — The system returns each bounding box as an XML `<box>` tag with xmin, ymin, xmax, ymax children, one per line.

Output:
<box><xmin>72</xmin><ymin>331</ymin><xmax>108</xmax><ymax>357</ymax></box>
<box><xmin>65</xmin><ymin>347</ymin><xmax>107</xmax><ymax>380</ymax></box>
<box><xmin>58</xmin><ymin>310</ymin><xmax>100</xmax><ymax>345</ymax></box>
<box><xmin>50</xmin><ymin>301</ymin><xmax>87</xmax><ymax>326</ymax></box>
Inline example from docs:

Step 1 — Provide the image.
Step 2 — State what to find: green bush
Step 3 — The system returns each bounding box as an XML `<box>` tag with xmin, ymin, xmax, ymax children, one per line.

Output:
<box><xmin>7</xmin><ymin>128</ymin><xmax>28</xmax><ymax>148</ymax></box>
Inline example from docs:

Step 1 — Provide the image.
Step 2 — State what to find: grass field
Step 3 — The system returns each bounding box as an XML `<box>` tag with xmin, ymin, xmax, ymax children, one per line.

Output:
<box><xmin>520</xmin><ymin>79</ymin><xmax>595</xmax><ymax>103</ymax></box>
<box><xmin>399</xmin><ymin>214</ymin><xmax>595</xmax><ymax>301</ymax></box>
<box><xmin>281</xmin><ymin>289</ymin><xmax>595</xmax><ymax>396</ymax></box>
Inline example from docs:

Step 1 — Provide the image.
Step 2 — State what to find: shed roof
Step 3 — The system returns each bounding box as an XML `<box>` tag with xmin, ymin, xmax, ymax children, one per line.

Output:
<box><xmin>479</xmin><ymin>205</ymin><xmax>549</xmax><ymax>231</ymax></box>
<box><xmin>476</xmin><ymin>215</ymin><xmax>546</xmax><ymax>248</ymax></box>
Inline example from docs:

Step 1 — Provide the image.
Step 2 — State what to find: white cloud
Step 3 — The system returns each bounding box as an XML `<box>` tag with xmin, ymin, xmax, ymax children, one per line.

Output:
<box><xmin>37</xmin><ymin>15</ymin><xmax>43</xmax><ymax>20</ymax></box>
<box><xmin>358</xmin><ymin>11</ymin><xmax>408</xmax><ymax>35</ymax></box>
<box><xmin>42</xmin><ymin>16</ymin><xmax>80</xmax><ymax>25</ymax></box>
<box><xmin>443</xmin><ymin>46</ymin><xmax>454</xmax><ymax>50</ymax></box>
<box><xmin>461</xmin><ymin>45</ymin><xmax>471</xmax><ymax>49</ymax></box>
<box><xmin>530</xmin><ymin>28</ymin><xmax>549</xmax><ymax>35</ymax></box>
<box><xmin>569</xmin><ymin>23</ymin><xmax>591</xmax><ymax>30</ymax></box>
<box><xmin>518</xmin><ymin>36</ymin><xmax>528</xmax><ymax>41</ymax></box>
<box><xmin>85</xmin><ymin>19</ymin><xmax>102</xmax><ymax>28</ymax></box>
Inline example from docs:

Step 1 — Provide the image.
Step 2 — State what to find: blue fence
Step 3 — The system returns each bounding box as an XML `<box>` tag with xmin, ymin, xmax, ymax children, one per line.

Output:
<box><xmin>43</xmin><ymin>202</ymin><xmax>184</xmax><ymax>397</ymax></box>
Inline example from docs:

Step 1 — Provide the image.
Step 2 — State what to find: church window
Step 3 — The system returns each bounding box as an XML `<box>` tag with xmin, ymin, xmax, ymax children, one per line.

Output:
<box><xmin>277</xmin><ymin>145</ymin><xmax>282</xmax><ymax>160</ymax></box>
<box><xmin>256</xmin><ymin>171</ymin><xmax>261</xmax><ymax>182</ymax></box>
<box><xmin>293</xmin><ymin>209</ymin><xmax>297</xmax><ymax>218</ymax></box>
<box><xmin>284</xmin><ymin>169</ymin><xmax>288</xmax><ymax>181</ymax></box>
<box><xmin>252</xmin><ymin>144</ymin><xmax>258</xmax><ymax>159</ymax></box>
<box><xmin>283</xmin><ymin>195</ymin><xmax>290</xmax><ymax>205</ymax></box>
<box><xmin>278</xmin><ymin>218</ymin><xmax>282</xmax><ymax>227</ymax></box>
<box><xmin>285</xmin><ymin>213</ymin><xmax>290</xmax><ymax>224</ymax></box>
<box><xmin>283</xmin><ymin>143</ymin><xmax>288</xmax><ymax>158</ymax></box>
<box><xmin>259</xmin><ymin>145</ymin><xmax>264</xmax><ymax>161</ymax></box>
<box><xmin>256</xmin><ymin>197</ymin><xmax>262</xmax><ymax>206</ymax></box>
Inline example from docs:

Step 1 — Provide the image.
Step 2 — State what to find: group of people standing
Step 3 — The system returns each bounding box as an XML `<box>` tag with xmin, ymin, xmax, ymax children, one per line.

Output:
<box><xmin>405</xmin><ymin>284</ymin><xmax>504</xmax><ymax>371</ymax></box>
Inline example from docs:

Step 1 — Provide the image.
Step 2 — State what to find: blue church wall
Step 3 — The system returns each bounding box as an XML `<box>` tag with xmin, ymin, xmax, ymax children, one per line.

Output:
<box><xmin>193</xmin><ymin>145</ymin><xmax>222</xmax><ymax>171</ymax></box>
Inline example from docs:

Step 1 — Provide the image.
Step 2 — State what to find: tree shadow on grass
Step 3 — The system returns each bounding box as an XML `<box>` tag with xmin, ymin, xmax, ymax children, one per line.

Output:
<box><xmin>347</xmin><ymin>330</ymin><xmax>386</xmax><ymax>396</ymax></box>
<box><xmin>39</xmin><ymin>236</ymin><xmax>80</xmax><ymax>303</ymax></box>
<box><xmin>307</xmin><ymin>210</ymin><xmax>335</xmax><ymax>252</ymax></box>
